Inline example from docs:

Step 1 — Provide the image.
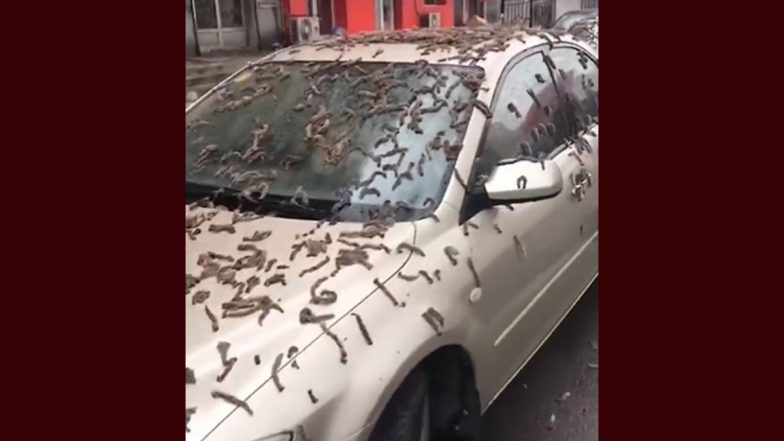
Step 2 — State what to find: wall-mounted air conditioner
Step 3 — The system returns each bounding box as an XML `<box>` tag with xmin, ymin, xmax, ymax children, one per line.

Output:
<box><xmin>428</xmin><ymin>13</ymin><xmax>441</xmax><ymax>28</ymax></box>
<box><xmin>291</xmin><ymin>16</ymin><xmax>320</xmax><ymax>43</ymax></box>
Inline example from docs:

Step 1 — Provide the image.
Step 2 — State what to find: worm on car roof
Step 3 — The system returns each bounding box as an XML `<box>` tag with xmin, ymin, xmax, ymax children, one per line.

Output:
<box><xmin>396</xmin><ymin>242</ymin><xmax>425</xmax><ymax>257</ymax></box>
<box><xmin>398</xmin><ymin>272</ymin><xmax>419</xmax><ymax>282</ymax></box>
<box><xmin>320</xmin><ymin>322</ymin><xmax>348</xmax><ymax>364</ymax></box>
<box><xmin>373</xmin><ymin>278</ymin><xmax>399</xmax><ymax>306</ymax></box>
<box><xmin>186</xmin><ymin>367</ymin><xmax>196</xmax><ymax>385</ymax></box>
<box><xmin>208</xmin><ymin>223</ymin><xmax>236</xmax><ymax>234</ymax></box>
<box><xmin>308</xmin><ymin>389</ymin><xmax>319</xmax><ymax>403</ymax></box>
<box><xmin>271</xmin><ymin>353</ymin><xmax>285</xmax><ymax>392</ymax></box>
<box><xmin>444</xmin><ymin>246</ymin><xmax>459</xmax><ymax>266</ymax></box>
<box><xmin>211</xmin><ymin>391</ymin><xmax>253</xmax><ymax>416</ymax></box>
<box><xmin>419</xmin><ymin>270</ymin><xmax>434</xmax><ymax>285</ymax></box>
<box><xmin>467</xmin><ymin>257</ymin><xmax>481</xmax><ymax>288</ymax></box>
<box><xmin>299</xmin><ymin>256</ymin><xmax>330</xmax><ymax>277</ymax></box>
<box><xmin>433</xmin><ymin>269</ymin><xmax>441</xmax><ymax>282</ymax></box>
<box><xmin>186</xmin><ymin>407</ymin><xmax>197</xmax><ymax>432</ymax></box>
<box><xmin>422</xmin><ymin>307</ymin><xmax>445</xmax><ymax>336</ymax></box>
<box><xmin>192</xmin><ymin>290</ymin><xmax>210</xmax><ymax>305</ymax></box>
<box><xmin>205</xmin><ymin>305</ymin><xmax>219</xmax><ymax>332</ymax></box>
<box><xmin>351</xmin><ymin>313</ymin><xmax>373</xmax><ymax>345</ymax></box>
<box><xmin>493</xmin><ymin>224</ymin><xmax>503</xmax><ymax>234</ymax></box>
<box><xmin>300</xmin><ymin>307</ymin><xmax>335</xmax><ymax>324</ymax></box>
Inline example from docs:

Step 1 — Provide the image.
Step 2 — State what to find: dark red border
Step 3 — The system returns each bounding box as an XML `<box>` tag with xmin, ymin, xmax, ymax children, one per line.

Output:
<box><xmin>4</xmin><ymin>2</ymin><xmax>778</xmax><ymax>440</ymax></box>
<box><xmin>600</xmin><ymin>4</ymin><xmax>782</xmax><ymax>441</ymax></box>
<box><xmin>3</xmin><ymin>3</ymin><xmax>182</xmax><ymax>439</ymax></box>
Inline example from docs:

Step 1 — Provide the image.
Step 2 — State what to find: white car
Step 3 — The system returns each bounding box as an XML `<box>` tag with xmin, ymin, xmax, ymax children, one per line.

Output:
<box><xmin>186</xmin><ymin>26</ymin><xmax>598</xmax><ymax>441</ymax></box>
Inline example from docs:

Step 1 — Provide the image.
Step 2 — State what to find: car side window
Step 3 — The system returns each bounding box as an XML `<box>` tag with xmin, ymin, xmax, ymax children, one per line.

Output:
<box><xmin>476</xmin><ymin>52</ymin><xmax>570</xmax><ymax>179</ymax></box>
<box><xmin>548</xmin><ymin>47</ymin><xmax>598</xmax><ymax>136</ymax></box>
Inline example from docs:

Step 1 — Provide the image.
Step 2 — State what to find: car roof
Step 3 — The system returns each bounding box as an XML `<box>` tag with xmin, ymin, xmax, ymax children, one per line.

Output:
<box><xmin>257</xmin><ymin>26</ymin><xmax>583</xmax><ymax>73</ymax></box>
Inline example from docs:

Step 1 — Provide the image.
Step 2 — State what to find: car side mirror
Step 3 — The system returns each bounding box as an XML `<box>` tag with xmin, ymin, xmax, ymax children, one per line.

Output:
<box><xmin>484</xmin><ymin>159</ymin><xmax>563</xmax><ymax>204</ymax></box>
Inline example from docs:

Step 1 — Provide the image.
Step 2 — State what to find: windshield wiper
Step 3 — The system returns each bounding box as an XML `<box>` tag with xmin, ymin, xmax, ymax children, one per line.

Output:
<box><xmin>186</xmin><ymin>181</ymin><xmax>333</xmax><ymax>221</ymax></box>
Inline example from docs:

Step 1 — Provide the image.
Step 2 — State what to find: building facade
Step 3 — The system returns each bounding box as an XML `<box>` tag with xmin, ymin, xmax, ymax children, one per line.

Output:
<box><xmin>186</xmin><ymin>0</ymin><xmax>513</xmax><ymax>54</ymax></box>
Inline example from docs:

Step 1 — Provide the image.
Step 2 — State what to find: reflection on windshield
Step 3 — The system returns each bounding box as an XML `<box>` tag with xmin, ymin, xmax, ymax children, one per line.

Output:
<box><xmin>185</xmin><ymin>60</ymin><xmax>482</xmax><ymax>222</ymax></box>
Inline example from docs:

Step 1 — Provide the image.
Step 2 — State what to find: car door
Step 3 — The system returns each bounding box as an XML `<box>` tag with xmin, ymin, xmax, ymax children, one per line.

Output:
<box><xmin>461</xmin><ymin>47</ymin><xmax>598</xmax><ymax>402</ymax></box>
<box><xmin>548</xmin><ymin>44</ymin><xmax>599</xmax><ymax>237</ymax></box>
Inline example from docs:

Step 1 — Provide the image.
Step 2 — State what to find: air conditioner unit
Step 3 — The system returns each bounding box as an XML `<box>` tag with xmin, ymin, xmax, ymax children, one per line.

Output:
<box><xmin>291</xmin><ymin>17</ymin><xmax>320</xmax><ymax>43</ymax></box>
<box><xmin>428</xmin><ymin>13</ymin><xmax>441</xmax><ymax>28</ymax></box>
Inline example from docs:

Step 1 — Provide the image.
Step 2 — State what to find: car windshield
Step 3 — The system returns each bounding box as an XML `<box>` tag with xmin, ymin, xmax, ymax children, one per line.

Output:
<box><xmin>185</xmin><ymin>59</ymin><xmax>481</xmax><ymax>222</ymax></box>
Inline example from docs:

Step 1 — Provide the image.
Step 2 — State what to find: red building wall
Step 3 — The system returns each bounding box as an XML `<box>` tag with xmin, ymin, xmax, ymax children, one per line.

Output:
<box><xmin>281</xmin><ymin>0</ymin><xmax>458</xmax><ymax>43</ymax></box>
<box><xmin>397</xmin><ymin>0</ymin><xmax>454</xmax><ymax>30</ymax></box>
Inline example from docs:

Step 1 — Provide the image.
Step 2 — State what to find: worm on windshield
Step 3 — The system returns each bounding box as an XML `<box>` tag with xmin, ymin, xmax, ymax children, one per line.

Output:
<box><xmin>211</xmin><ymin>391</ymin><xmax>253</xmax><ymax>416</ymax></box>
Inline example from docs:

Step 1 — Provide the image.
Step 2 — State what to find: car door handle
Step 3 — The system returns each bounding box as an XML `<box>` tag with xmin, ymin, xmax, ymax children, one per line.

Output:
<box><xmin>570</xmin><ymin>169</ymin><xmax>593</xmax><ymax>201</ymax></box>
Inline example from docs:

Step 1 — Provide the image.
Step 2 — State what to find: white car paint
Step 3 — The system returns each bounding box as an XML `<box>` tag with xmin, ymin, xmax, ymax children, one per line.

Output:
<box><xmin>186</xmin><ymin>30</ymin><xmax>598</xmax><ymax>441</ymax></box>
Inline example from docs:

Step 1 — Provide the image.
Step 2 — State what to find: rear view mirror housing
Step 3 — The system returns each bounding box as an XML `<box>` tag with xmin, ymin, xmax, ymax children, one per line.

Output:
<box><xmin>484</xmin><ymin>159</ymin><xmax>563</xmax><ymax>203</ymax></box>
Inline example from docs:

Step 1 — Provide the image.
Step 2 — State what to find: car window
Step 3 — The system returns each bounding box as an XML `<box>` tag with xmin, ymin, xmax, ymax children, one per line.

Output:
<box><xmin>475</xmin><ymin>52</ymin><xmax>570</xmax><ymax>179</ymax></box>
<box><xmin>548</xmin><ymin>47</ymin><xmax>598</xmax><ymax>137</ymax></box>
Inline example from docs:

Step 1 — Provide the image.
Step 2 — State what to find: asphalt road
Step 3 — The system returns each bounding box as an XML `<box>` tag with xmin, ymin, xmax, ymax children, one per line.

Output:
<box><xmin>483</xmin><ymin>281</ymin><xmax>599</xmax><ymax>441</ymax></box>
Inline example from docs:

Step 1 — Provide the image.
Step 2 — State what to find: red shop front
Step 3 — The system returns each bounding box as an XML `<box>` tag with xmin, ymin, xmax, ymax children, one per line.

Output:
<box><xmin>280</xmin><ymin>0</ymin><xmax>460</xmax><ymax>43</ymax></box>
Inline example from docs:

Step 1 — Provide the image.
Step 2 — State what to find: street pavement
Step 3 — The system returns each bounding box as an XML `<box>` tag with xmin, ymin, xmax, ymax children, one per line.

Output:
<box><xmin>483</xmin><ymin>281</ymin><xmax>599</xmax><ymax>441</ymax></box>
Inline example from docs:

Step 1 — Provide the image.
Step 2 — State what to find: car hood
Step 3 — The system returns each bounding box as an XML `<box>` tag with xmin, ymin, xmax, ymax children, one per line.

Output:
<box><xmin>185</xmin><ymin>206</ymin><xmax>415</xmax><ymax>439</ymax></box>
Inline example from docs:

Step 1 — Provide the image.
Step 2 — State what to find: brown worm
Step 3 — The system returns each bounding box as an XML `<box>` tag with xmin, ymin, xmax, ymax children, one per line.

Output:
<box><xmin>373</xmin><ymin>278</ymin><xmax>399</xmax><ymax>306</ymax></box>
<box><xmin>444</xmin><ymin>246</ymin><xmax>459</xmax><ymax>266</ymax></box>
<box><xmin>211</xmin><ymin>391</ymin><xmax>253</xmax><ymax>416</ymax></box>
<box><xmin>467</xmin><ymin>257</ymin><xmax>481</xmax><ymax>288</ymax></box>
<box><xmin>205</xmin><ymin>305</ymin><xmax>219</xmax><ymax>332</ymax></box>
<box><xmin>422</xmin><ymin>308</ymin><xmax>445</xmax><ymax>336</ymax></box>
<box><xmin>396</xmin><ymin>242</ymin><xmax>426</xmax><ymax>257</ymax></box>
<box><xmin>398</xmin><ymin>272</ymin><xmax>419</xmax><ymax>282</ymax></box>
<box><xmin>320</xmin><ymin>322</ymin><xmax>348</xmax><ymax>364</ymax></box>
<box><xmin>271</xmin><ymin>353</ymin><xmax>285</xmax><ymax>392</ymax></box>
<box><xmin>299</xmin><ymin>256</ymin><xmax>330</xmax><ymax>277</ymax></box>
<box><xmin>352</xmin><ymin>313</ymin><xmax>373</xmax><ymax>345</ymax></box>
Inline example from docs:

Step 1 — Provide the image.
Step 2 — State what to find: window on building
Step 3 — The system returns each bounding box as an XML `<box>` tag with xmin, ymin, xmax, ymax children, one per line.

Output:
<box><xmin>219</xmin><ymin>0</ymin><xmax>243</xmax><ymax>28</ymax></box>
<box><xmin>194</xmin><ymin>0</ymin><xmax>218</xmax><ymax>29</ymax></box>
<box><xmin>476</xmin><ymin>52</ymin><xmax>570</xmax><ymax>178</ymax></box>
